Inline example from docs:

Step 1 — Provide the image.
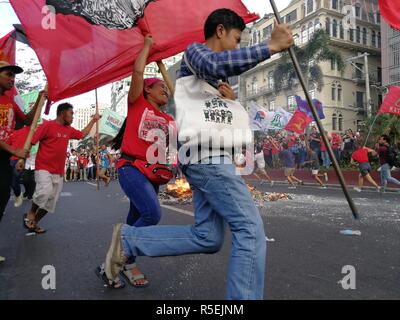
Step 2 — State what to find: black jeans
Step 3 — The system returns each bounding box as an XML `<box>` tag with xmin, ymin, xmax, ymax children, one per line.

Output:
<box><xmin>0</xmin><ymin>150</ymin><xmax>12</xmax><ymax>222</ymax></box>
<box><xmin>22</xmin><ymin>169</ymin><xmax>36</xmax><ymax>199</ymax></box>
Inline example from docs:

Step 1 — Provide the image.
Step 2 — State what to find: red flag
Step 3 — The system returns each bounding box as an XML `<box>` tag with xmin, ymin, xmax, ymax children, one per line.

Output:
<box><xmin>379</xmin><ymin>0</ymin><xmax>400</xmax><ymax>30</ymax></box>
<box><xmin>378</xmin><ymin>86</ymin><xmax>400</xmax><ymax>116</ymax></box>
<box><xmin>10</xmin><ymin>0</ymin><xmax>258</xmax><ymax>103</ymax></box>
<box><xmin>0</xmin><ymin>30</ymin><xmax>25</xmax><ymax>111</ymax></box>
<box><xmin>285</xmin><ymin>110</ymin><xmax>312</xmax><ymax>134</ymax></box>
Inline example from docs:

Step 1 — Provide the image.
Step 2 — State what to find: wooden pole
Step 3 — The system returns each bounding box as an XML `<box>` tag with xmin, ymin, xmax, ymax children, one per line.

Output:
<box><xmin>17</xmin><ymin>84</ymin><xmax>48</xmax><ymax>169</ymax></box>
<box><xmin>364</xmin><ymin>113</ymin><xmax>380</xmax><ymax>147</ymax></box>
<box><xmin>157</xmin><ymin>61</ymin><xmax>175</xmax><ymax>95</ymax></box>
<box><xmin>95</xmin><ymin>89</ymin><xmax>100</xmax><ymax>191</ymax></box>
<box><xmin>269</xmin><ymin>0</ymin><xmax>359</xmax><ymax>219</ymax></box>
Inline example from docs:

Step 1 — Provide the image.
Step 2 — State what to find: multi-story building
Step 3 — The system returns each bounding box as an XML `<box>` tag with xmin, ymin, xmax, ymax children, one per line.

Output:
<box><xmin>111</xmin><ymin>54</ymin><xmax>183</xmax><ymax>116</ymax></box>
<box><xmin>72</xmin><ymin>102</ymin><xmax>108</xmax><ymax>131</ymax></box>
<box><xmin>240</xmin><ymin>0</ymin><xmax>382</xmax><ymax>134</ymax></box>
<box><xmin>381</xmin><ymin>20</ymin><xmax>400</xmax><ymax>89</ymax></box>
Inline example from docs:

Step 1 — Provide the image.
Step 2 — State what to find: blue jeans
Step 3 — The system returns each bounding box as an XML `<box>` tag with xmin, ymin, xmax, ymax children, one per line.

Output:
<box><xmin>120</xmin><ymin>156</ymin><xmax>267</xmax><ymax>300</ymax></box>
<box><xmin>118</xmin><ymin>165</ymin><xmax>160</xmax><ymax>264</ymax></box>
<box><xmin>321</xmin><ymin>151</ymin><xmax>331</xmax><ymax>169</ymax></box>
<box><xmin>10</xmin><ymin>159</ymin><xmax>22</xmax><ymax>197</ymax></box>
<box><xmin>380</xmin><ymin>163</ymin><xmax>400</xmax><ymax>188</ymax></box>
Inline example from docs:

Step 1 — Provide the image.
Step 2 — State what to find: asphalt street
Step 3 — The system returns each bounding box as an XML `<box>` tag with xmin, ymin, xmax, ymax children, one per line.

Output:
<box><xmin>0</xmin><ymin>179</ymin><xmax>399</xmax><ymax>300</ymax></box>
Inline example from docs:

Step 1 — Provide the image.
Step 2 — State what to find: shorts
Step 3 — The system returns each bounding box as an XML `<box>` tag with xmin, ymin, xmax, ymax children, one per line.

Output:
<box><xmin>255</xmin><ymin>152</ymin><xmax>265</xmax><ymax>169</ymax></box>
<box><xmin>70</xmin><ymin>165</ymin><xmax>78</xmax><ymax>171</ymax></box>
<box><xmin>33</xmin><ymin>170</ymin><xmax>63</xmax><ymax>213</ymax></box>
<box><xmin>99</xmin><ymin>168</ymin><xmax>107</xmax><ymax>175</ymax></box>
<box><xmin>284</xmin><ymin>168</ymin><xmax>295</xmax><ymax>177</ymax></box>
<box><xmin>311</xmin><ymin>169</ymin><xmax>319</xmax><ymax>175</ymax></box>
<box><xmin>359</xmin><ymin>162</ymin><xmax>371</xmax><ymax>177</ymax></box>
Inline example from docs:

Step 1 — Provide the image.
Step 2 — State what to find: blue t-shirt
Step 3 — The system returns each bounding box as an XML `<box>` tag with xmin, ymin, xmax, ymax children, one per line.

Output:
<box><xmin>280</xmin><ymin>149</ymin><xmax>295</xmax><ymax>168</ymax></box>
<box><xmin>99</xmin><ymin>150</ymin><xmax>109</xmax><ymax>169</ymax></box>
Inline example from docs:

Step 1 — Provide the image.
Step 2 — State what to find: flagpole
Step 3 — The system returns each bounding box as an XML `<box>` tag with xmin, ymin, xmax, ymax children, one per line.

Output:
<box><xmin>269</xmin><ymin>0</ymin><xmax>359</xmax><ymax>219</ymax></box>
<box><xmin>95</xmin><ymin>88</ymin><xmax>100</xmax><ymax>191</ymax></box>
<box><xmin>17</xmin><ymin>83</ymin><xmax>48</xmax><ymax>169</ymax></box>
<box><xmin>364</xmin><ymin>113</ymin><xmax>380</xmax><ymax>147</ymax></box>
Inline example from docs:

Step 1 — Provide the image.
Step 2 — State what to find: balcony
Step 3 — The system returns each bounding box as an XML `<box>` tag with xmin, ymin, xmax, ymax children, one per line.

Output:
<box><xmin>245</xmin><ymin>85</ymin><xmax>274</xmax><ymax>100</ymax></box>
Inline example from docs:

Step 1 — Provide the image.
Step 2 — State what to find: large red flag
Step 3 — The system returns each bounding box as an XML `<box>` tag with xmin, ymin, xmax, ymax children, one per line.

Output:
<box><xmin>378</xmin><ymin>86</ymin><xmax>400</xmax><ymax>116</ymax></box>
<box><xmin>10</xmin><ymin>0</ymin><xmax>258</xmax><ymax>103</ymax></box>
<box><xmin>379</xmin><ymin>0</ymin><xmax>400</xmax><ymax>31</ymax></box>
<box><xmin>285</xmin><ymin>109</ymin><xmax>312</xmax><ymax>135</ymax></box>
<box><xmin>0</xmin><ymin>30</ymin><xmax>25</xmax><ymax>111</ymax></box>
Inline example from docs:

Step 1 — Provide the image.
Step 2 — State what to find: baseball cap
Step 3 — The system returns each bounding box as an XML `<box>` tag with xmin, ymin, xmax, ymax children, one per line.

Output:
<box><xmin>144</xmin><ymin>77</ymin><xmax>163</xmax><ymax>87</ymax></box>
<box><xmin>0</xmin><ymin>61</ymin><xmax>24</xmax><ymax>74</ymax></box>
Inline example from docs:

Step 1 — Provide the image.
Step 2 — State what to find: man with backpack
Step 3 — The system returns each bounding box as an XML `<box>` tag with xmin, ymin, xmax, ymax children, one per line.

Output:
<box><xmin>377</xmin><ymin>135</ymin><xmax>400</xmax><ymax>192</ymax></box>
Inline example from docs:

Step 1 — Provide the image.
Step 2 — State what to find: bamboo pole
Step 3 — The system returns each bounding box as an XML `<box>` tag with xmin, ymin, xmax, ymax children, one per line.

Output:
<box><xmin>95</xmin><ymin>89</ymin><xmax>100</xmax><ymax>191</ymax></box>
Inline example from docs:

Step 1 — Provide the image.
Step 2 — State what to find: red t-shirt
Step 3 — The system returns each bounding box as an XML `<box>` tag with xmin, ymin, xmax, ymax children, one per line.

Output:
<box><xmin>32</xmin><ymin>120</ymin><xmax>83</xmax><ymax>175</ymax></box>
<box><xmin>78</xmin><ymin>155</ymin><xmax>88</xmax><ymax>167</ymax></box>
<box><xmin>118</xmin><ymin>94</ymin><xmax>175</xmax><ymax>168</ymax></box>
<box><xmin>9</xmin><ymin>126</ymin><xmax>30</xmax><ymax>160</ymax></box>
<box><xmin>0</xmin><ymin>94</ymin><xmax>26</xmax><ymax>144</ymax></box>
<box><xmin>351</xmin><ymin>147</ymin><xmax>369</xmax><ymax>163</ymax></box>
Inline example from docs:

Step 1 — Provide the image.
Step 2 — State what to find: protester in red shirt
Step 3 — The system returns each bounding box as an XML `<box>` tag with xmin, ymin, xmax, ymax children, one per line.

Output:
<box><xmin>331</xmin><ymin>132</ymin><xmax>342</xmax><ymax>162</ymax></box>
<box><xmin>78</xmin><ymin>152</ymin><xmax>89</xmax><ymax>181</ymax></box>
<box><xmin>23</xmin><ymin>103</ymin><xmax>99</xmax><ymax>234</ymax></box>
<box><xmin>351</xmin><ymin>140</ymin><xmax>380</xmax><ymax>192</ymax></box>
<box><xmin>0</xmin><ymin>61</ymin><xmax>45</xmax><ymax>262</ymax></box>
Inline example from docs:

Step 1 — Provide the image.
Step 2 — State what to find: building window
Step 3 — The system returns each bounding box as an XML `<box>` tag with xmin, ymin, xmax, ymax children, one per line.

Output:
<box><xmin>308</xmin><ymin>22</ymin><xmax>315</xmax><ymax>39</ymax></box>
<box><xmin>337</xmin><ymin>85</ymin><xmax>342</xmax><ymax>101</ymax></box>
<box><xmin>356</xmin><ymin>26</ymin><xmax>361</xmax><ymax>43</ymax></box>
<box><xmin>339</xmin><ymin>22</ymin><xmax>344</xmax><ymax>39</ymax></box>
<box><xmin>332</xmin><ymin>85</ymin><xmax>336</xmax><ymax>100</ymax></box>
<box><xmin>349</xmin><ymin>28</ymin><xmax>354</xmax><ymax>42</ymax></box>
<box><xmin>331</xmin><ymin>59</ymin><xmax>336</xmax><ymax>70</ymax></box>
<box><xmin>269</xmin><ymin>100</ymin><xmax>275</xmax><ymax>111</ymax></box>
<box><xmin>332</xmin><ymin>113</ymin><xmax>337</xmax><ymax>131</ymax></box>
<box><xmin>371</xmin><ymin>30</ymin><xmax>376</xmax><ymax>47</ymax></box>
<box><xmin>315</xmin><ymin>19</ymin><xmax>321</xmax><ymax>30</ymax></box>
<box><xmin>307</xmin><ymin>0</ymin><xmax>314</xmax><ymax>14</ymax></box>
<box><xmin>326</xmin><ymin>18</ymin><xmax>331</xmax><ymax>35</ymax></box>
<box><xmin>332</xmin><ymin>19</ymin><xmax>338</xmax><ymax>37</ymax></box>
<box><xmin>378</xmin><ymin>32</ymin><xmax>381</xmax><ymax>48</ymax></box>
<box><xmin>287</xmin><ymin>95</ymin><xmax>296</xmax><ymax>112</ymax></box>
<box><xmin>251</xmin><ymin>77</ymin><xmax>258</xmax><ymax>94</ymax></box>
<box><xmin>263</xmin><ymin>25</ymin><xmax>273</xmax><ymax>39</ymax></box>
<box><xmin>338</xmin><ymin>114</ymin><xmax>343</xmax><ymax>131</ymax></box>
<box><xmin>355</xmin><ymin>4</ymin><xmax>361</xmax><ymax>18</ymax></box>
<box><xmin>362</xmin><ymin>28</ymin><xmax>367</xmax><ymax>45</ymax></box>
<box><xmin>294</xmin><ymin>34</ymin><xmax>300</xmax><ymax>46</ymax></box>
<box><xmin>286</xmin><ymin>10</ymin><xmax>297</xmax><ymax>24</ymax></box>
<box><xmin>332</xmin><ymin>0</ymin><xmax>338</xmax><ymax>10</ymax></box>
<box><xmin>376</xmin><ymin>13</ymin><xmax>380</xmax><ymax>24</ymax></box>
<box><xmin>302</xmin><ymin>25</ymin><xmax>308</xmax><ymax>43</ymax></box>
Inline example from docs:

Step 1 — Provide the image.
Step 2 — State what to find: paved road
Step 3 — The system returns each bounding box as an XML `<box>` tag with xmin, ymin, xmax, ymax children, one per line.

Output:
<box><xmin>0</xmin><ymin>179</ymin><xmax>399</xmax><ymax>300</ymax></box>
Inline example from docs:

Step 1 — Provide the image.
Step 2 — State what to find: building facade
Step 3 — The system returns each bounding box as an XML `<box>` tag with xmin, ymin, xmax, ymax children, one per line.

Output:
<box><xmin>381</xmin><ymin>20</ymin><xmax>400</xmax><ymax>89</ymax></box>
<box><xmin>240</xmin><ymin>0</ymin><xmax>382</xmax><ymax>134</ymax></box>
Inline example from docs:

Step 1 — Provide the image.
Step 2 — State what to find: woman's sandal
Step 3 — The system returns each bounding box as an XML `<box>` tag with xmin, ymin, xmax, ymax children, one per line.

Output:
<box><xmin>95</xmin><ymin>263</ymin><xmax>125</xmax><ymax>289</ymax></box>
<box><xmin>120</xmin><ymin>264</ymin><xmax>149</xmax><ymax>288</ymax></box>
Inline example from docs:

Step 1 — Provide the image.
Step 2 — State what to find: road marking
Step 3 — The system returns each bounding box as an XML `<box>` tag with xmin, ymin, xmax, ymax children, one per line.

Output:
<box><xmin>86</xmin><ymin>182</ymin><xmax>98</xmax><ymax>187</ymax></box>
<box><xmin>60</xmin><ymin>192</ymin><xmax>72</xmax><ymax>197</ymax></box>
<box><xmin>161</xmin><ymin>204</ymin><xmax>194</xmax><ymax>217</ymax></box>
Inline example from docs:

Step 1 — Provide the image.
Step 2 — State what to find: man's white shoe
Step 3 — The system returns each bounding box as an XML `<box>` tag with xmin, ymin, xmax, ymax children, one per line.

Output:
<box><xmin>14</xmin><ymin>194</ymin><xmax>23</xmax><ymax>208</ymax></box>
<box><xmin>324</xmin><ymin>173</ymin><xmax>329</xmax><ymax>182</ymax></box>
<box><xmin>353</xmin><ymin>187</ymin><xmax>362</xmax><ymax>192</ymax></box>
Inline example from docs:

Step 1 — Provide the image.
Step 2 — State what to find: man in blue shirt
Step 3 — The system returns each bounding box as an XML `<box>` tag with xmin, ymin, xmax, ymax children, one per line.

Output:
<box><xmin>98</xmin><ymin>145</ymin><xmax>111</xmax><ymax>186</ymax></box>
<box><xmin>100</xmin><ymin>8</ymin><xmax>293</xmax><ymax>299</ymax></box>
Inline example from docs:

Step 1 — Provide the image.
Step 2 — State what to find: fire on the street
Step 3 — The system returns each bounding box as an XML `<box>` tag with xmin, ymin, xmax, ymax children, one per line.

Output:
<box><xmin>160</xmin><ymin>180</ymin><xmax>292</xmax><ymax>206</ymax></box>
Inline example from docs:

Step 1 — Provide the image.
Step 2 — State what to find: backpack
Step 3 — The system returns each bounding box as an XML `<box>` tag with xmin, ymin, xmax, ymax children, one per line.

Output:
<box><xmin>387</xmin><ymin>146</ymin><xmax>399</xmax><ymax>167</ymax></box>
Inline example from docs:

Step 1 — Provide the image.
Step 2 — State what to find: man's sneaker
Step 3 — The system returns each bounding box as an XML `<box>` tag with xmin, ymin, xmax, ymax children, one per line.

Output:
<box><xmin>14</xmin><ymin>194</ymin><xmax>23</xmax><ymax>208</ymax></box>
<box><xmin>320</xmin><ymin>185</ymin><xmax>327</xmax><ymax>189</ymax></box>
<box><xmin>377</xmin><ymin>187</ymin><xmax>382</xmax><ymax>193</ymax></box>
<box><xmin>353</xmin><ymin>187</ymin><xmax>362</xmax><ymax>192</ymax></box>
<box><xmin>324</xmin><ymin>173</ymin><xmax>329</xmax><ymax>182</ymax></box>
<box><xmin>0</xmin><ymin>256</ymin><xmax>5</xmax><ymax>263</ymax></box>
<box><xmin>105</xmin><ymin>224</ymin><xmax>127</xmax><ymax>282</ymax></box>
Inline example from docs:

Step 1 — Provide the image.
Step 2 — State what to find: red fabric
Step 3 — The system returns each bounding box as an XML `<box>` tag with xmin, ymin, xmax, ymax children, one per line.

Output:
<box><xmin>285</xmin><ymin>110</ymin><xmax>312</xmax><ymax>135</ymax></box>
<box><xmin>78</xmin><ymin>155</ymin><xmax>88</xmax><ymax>167</ymax></box>
<box><xmin>9</xmin><ymin>126</ymin><xmax>30</xmax><ymax>160</ymax></box>
<box><xmin>352</xmin><ymin>147</ymin><xmax>369</xmax><ymax>163</ymax></box>
<box><xmin>117</xmin><ymin>94</ymin><xmax>174</xmax><ymax>169</ymax></box>
<box><xmin>0</xmin><ymin>95</ymin><xmax>26</xmax><ymax>144</ymax></box>
<box><xmin>378</xmin><ymin>86</ymin><xmax>400</xmax><ymax>116</ymax></box>
<box><xmin>379</xmin><ymin>0</ymin><xmax>400</xmax><ymax>31</ymax></box>
<box><xmin>331</xmin><ymin>133</ymin><xmax>342</xmax><ymax>150</ymax></box>
<box><xmin>32</xmin><ymin>120</ymin><xmax>83</xmax><ymax>175</ymax></box>
<box><xmin>10</xmin><ymin>0</ymin><xmax>258</xmax><ymax>103</ymax></box>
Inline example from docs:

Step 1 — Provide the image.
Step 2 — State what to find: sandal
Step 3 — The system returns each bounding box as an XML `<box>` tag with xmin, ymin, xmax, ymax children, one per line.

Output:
<box><xmin>95</xmin><ymin>263</ymin><xmax>125</xmax><ymax>289</ymax></box>
<box><xmin>120</xmin><ymin>264</ymin><xmax>149</xmax><ymax>288</ymax></box>
<box><xmin>23</xmin><ymin>214</ymin><xmax>46</xmax><ymax>234</ymax></box>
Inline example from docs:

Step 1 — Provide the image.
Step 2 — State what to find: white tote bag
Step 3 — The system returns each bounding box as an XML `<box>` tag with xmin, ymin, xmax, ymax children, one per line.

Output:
<box><xmin>174</xmin><ymin>55</ymin><xmax>252</xmax><ymax>152</ymax></box>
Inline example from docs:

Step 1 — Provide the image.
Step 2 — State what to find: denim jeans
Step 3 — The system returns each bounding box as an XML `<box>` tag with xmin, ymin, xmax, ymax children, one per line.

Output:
<box><xmin>380</xmin><ymin>163</ymin><xmax>400</xmax><ymax>188</ymax></box>
<box><xmin>321</xmin><ymin>151</ymin><xmax>331</xmax><ymax>169</ymax></box>
<box><xmin>120</xmin><ymin>156</ymin><xmax>267</xmax><ymax>300</ymax></box>
<box><xmin>118</xmin><ymin>165</ymin><xmax>160</xmax><ymax>265</ymax></box>
<box><xmin>10</xmin><ymin>159</ymin><xmax>22</xmax><ymax>197</ymax></box>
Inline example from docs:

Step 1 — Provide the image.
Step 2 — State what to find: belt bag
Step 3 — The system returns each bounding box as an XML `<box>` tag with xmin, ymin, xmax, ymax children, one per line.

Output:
<box><xmin>121</xmin><ymin>154</ymin><xmax>172</xmax><ymax>185</ymax></box>
<box><xmin>175</xmin><ymin>55</ymin><xmax>252</xmax><ymax>150</ymax></box>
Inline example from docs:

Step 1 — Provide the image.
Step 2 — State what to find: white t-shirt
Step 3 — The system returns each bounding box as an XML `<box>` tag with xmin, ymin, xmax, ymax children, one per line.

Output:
<box><xmin>69</xmin><ymin>155</ymin><xmax>78</xmax><ymax>167</ymax></box>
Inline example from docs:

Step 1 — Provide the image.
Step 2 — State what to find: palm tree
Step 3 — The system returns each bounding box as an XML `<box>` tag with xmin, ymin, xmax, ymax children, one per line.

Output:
<box><xmin>273</xmin><ymin>29</ymin><xmax>344</xmax><ymax>94</ymax></box>
<box><xmin>366</xmin><ymin>113</ymin><xmax>400</xmax><ymax>146</ymax></box>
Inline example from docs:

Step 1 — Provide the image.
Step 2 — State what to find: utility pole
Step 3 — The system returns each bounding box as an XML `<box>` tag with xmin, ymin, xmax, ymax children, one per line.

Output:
<box><xmin>346</xmin><ymin>52</ymin><xmax>372</xmax><ymax>118</ymax></box>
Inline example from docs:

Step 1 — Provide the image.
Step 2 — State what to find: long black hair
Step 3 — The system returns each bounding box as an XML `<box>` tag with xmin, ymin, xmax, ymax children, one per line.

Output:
<box><xmin>111</xmin><ymin>118</ymin><xmax>127</xmax><ymax>151</ymax></box>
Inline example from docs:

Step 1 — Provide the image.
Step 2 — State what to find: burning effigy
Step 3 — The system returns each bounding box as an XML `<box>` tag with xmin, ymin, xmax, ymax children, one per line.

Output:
<box><xmin>160</xmin><ymin>180</ymin><xmax>292</xmax><ymax>206</ymax></box>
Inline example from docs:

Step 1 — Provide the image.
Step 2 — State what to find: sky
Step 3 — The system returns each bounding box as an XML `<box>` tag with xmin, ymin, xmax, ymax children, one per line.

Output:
<box><xmin>0</xmin><ymin>0</ymin><xmax>292</xmax><ymax>119</ymax></box>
